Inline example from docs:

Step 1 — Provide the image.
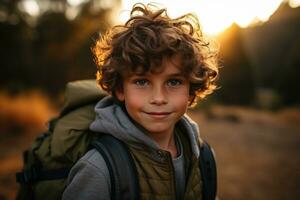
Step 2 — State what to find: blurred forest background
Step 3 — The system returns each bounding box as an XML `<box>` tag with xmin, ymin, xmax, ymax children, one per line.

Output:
<box><xmin>0</xmin><ymin>0</ymin><xmax>299</xmax><ymax>199</ymax></box>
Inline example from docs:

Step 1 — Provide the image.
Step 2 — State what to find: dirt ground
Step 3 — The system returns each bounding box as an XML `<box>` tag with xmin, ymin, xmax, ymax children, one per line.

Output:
<box><xmin>0</xmin><ymin>105</ymin><xmax>300</xmax><ymax>200</ymax></box>
<box><xmin>188</xmin><ymin>106</ymin><xmax>300</xmax><ymax>200</ymax></box>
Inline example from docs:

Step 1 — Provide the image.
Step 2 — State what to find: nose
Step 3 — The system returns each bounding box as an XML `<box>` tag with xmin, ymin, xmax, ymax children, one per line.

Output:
<box><xmin>149</xmin><ymin>85</ymin><xmax>167</xmax><ymax>105</ymax></box>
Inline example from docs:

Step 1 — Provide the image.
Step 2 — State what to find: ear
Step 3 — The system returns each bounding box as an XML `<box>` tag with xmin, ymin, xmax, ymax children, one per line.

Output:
<box><xmin>188</xmin><ymin>95</ymin><xmax>196</xmax><ymax>106</ymax></box>
<box><xmin>115</xmin><ymin>89</ymin><xmax>125</xmax><ymax>101</ymax></box>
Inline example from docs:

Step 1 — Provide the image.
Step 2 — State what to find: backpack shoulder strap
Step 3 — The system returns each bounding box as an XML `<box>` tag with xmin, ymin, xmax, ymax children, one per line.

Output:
<box><xmin>91</xmin><ymin>135</ymin><xmax>139</xmax><ymax>200</ymax></box>
<box><xmin>199</xmin><ymin>141</ymin><xmax>217</xmax><ymax>200</ymax></box>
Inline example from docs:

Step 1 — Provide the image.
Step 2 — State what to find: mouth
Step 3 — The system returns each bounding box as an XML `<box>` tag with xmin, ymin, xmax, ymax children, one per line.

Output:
<box><xmin>144</xmin><ymin>111</ymin><xmax>171</xmax><ymax>119</ymax></box>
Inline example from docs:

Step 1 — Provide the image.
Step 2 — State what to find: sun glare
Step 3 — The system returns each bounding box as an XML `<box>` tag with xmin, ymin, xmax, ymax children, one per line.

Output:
<box><xmin>289</xmin><ymin>0</ymin><xmax>300</xmax><ymax>7</ymax></box>
<box><xmin>120</xmin><ymin>0</ymin><xmax>299</xmax><ymax>35</ymax></box>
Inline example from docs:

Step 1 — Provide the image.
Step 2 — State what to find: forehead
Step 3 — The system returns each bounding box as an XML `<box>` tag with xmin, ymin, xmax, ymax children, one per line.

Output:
<box><xmin>131</xmin><ymin>54</ymin><xmax>183</xmax><ymax>76</ymax></box>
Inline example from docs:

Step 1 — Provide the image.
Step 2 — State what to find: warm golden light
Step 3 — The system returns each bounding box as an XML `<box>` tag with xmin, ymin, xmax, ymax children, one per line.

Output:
<box><xmin>119</xmin><ymin>0</ymin><xmax>300</xmax><ymax>35</ymax></box>
<box><xmin>289</xmin><ymin>0</ymin><xmax>300</xmax><ymax>7</ymax></box>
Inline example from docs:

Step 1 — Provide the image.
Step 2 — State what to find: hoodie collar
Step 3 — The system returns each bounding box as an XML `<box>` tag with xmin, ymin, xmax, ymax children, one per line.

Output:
<box><xmin>90</xmin><ymin>96</ymin><xmax>200</xmax><ymax>158</ymax></box>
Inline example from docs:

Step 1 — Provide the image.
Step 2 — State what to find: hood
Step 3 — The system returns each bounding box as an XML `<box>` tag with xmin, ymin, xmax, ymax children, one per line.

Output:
<box><xmin>89</xmin><ymin>96</ymin><xmax>200</xmax><ymax>157</ymax></box>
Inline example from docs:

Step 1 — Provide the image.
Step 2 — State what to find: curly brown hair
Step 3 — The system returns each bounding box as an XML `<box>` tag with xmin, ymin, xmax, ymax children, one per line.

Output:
<box><xmin>93</xmin><ymin>3</ymin><xmax>219</xmax><ymax>106</ymax></box>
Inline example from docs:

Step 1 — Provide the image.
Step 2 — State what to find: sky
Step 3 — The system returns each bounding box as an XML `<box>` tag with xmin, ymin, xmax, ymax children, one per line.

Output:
<box><xmin>119</xmin><ymin>0</ymin><xmax>300</xmax><ymax>35</ymax></box>
<box><xmin>17</xmin><ymin>0</ymin><xmax>300</xmax><ymax>35</ymax></box>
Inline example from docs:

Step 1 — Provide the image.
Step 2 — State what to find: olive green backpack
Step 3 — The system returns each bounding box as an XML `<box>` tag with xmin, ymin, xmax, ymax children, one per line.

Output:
<box><xmin>16</xmin><ymin>79</ymin><xmax>217</xmax><ymax>200</ymax></box>
<box><xmin>15</xmin><ymin>80</ymin><xmax>139</xmax><ymax>200</ymax></box>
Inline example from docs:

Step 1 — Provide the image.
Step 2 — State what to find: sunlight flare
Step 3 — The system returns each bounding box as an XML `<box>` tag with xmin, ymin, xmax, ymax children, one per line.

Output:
<box><xmin>120</xmin><ymin>0</ymin><xmax>298</xmax><ymax>35</ymax></box>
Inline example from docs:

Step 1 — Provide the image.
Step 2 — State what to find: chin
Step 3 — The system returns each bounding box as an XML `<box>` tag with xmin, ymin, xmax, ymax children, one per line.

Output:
<box><xmin>145</xmin><ymin>126</ymin><xmax>172</xmax><ymax>135</ymax></box>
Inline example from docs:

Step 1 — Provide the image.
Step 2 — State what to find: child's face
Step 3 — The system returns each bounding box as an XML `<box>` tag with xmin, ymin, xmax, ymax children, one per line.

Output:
<box><xmin>116</xmin><ymin>55</ymin><xmax>191</xmax><ymax>137</ymax></box>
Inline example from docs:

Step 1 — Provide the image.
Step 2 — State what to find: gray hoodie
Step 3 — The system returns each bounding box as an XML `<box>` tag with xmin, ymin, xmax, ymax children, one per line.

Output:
<box><xmin>62</xmin><ymin>96</ymin><xmax>201</xmax><ymax>200</ymax></box>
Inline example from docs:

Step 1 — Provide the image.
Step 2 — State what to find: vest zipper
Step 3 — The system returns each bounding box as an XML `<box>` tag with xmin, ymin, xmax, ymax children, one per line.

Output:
<box><xmin>166</xmin><ymin>152</ymin><xmax>178</xmax><ymax>200</ymax></box>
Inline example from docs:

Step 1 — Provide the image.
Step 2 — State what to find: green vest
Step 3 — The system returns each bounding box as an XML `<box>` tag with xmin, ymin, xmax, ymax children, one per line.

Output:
<box><xmin>129</xmin><ymin>130</ymin><xmax>203</xmax><ymax>200</ymax></box>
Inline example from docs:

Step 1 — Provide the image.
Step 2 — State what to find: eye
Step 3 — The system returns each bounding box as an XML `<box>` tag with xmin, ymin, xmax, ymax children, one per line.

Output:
<box><xmin>167</xmin><ymin>79</ymin><xmax>183</xmax><ymax>87</ymax></box>
<box><xmin>134</xmin><ymin>79</ymin><xmax>149</xmax><ymax>86</ymax></box>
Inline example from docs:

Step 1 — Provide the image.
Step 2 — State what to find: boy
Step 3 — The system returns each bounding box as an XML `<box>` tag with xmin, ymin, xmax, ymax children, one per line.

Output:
<box><xmin>62</xmin><ymin>3</ymin><xmax>218</xmax><ymax>200</ymax></box>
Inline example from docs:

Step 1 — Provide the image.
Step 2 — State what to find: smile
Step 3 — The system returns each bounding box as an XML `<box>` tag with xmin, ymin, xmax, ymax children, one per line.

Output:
<box><xmin>144</xmin><ymin>112</ymin><xmax>171</xmax><ymax>119</ymax></box>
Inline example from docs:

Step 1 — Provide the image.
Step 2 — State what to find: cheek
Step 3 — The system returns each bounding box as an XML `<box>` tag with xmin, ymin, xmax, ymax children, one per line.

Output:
<box><xmin>169</xmin><ymin>86</ymin><xmax>190</xmax><ymax>98</ymax></box>
<box><xmin>177</xmin><ymin>96</ymin><xmax>190</xmax><ymax>109</ymax></box>
<box><xmin>124</xmin><ymin>92</ymin><xmax>145</xmax><ymax>110</ymax></box>
<box><xmin>171</xmin><ymin>89</ymin><xmax>190</xmax><ymax>109</ymax></box>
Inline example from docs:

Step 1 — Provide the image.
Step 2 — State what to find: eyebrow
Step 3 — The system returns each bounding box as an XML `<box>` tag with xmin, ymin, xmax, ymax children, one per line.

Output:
<box><xmin>167</xmin><ymin>73</ymin><xmax>184</xmax><ymax>77</ymax></box>
<box><xmin>130</xmin><ymin>72</ymin><xmax>184</xmax><ymax>78</ymax></box>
